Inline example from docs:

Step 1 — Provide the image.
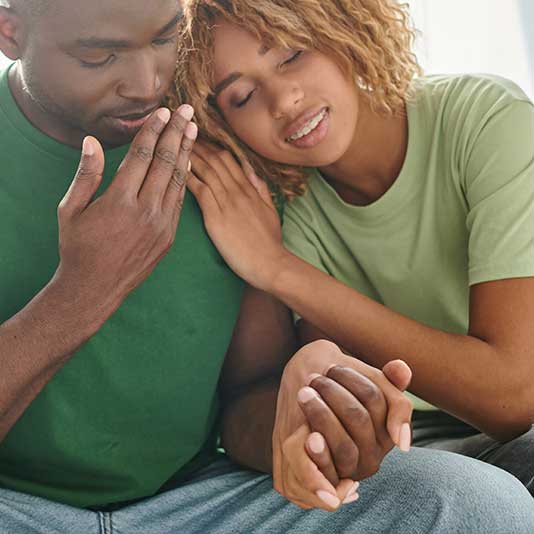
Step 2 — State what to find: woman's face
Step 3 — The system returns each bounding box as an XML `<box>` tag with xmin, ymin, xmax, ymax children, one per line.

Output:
<box><xmin>211</xmin><ymin>20</ymin><xmax>361</xmax><ymax>167</ymax></box>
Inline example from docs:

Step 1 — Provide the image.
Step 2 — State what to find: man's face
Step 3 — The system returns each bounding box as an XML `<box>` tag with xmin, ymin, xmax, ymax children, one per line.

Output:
<box><xmin>18</xmin><ymin>0</ymin><xmax>180</xmax><ymax>147</ymax></box>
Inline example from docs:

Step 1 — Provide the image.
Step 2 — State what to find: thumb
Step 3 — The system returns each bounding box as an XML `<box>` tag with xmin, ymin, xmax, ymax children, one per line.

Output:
<box><xmin>59</xmin><ymin>136</ymin><xmax>105</xmax><ymax>217</ymax></box>
<box><xmin>382</xmin><ymin>359</ymin><xmax>412</xmax><ymax>392</ymax></box>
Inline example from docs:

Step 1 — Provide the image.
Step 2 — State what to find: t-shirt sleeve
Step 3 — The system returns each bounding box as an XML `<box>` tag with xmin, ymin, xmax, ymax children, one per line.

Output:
<box><xmin>282</xmin><ymin>204</ymin><xmax>330</xmax><ymax>275</ymax></box>
<box><xmin>282</xmin><ymin>203</ymin><xmax>331</xmax><ymax>323</ymax></box>
<box><xmin>464</xmin><ymin>99</ymin><xmax>534</xmax><ymax>285</ymax></box>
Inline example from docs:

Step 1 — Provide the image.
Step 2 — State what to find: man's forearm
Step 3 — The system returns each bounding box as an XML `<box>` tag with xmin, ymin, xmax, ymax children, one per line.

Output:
<box><xmin>220</xmin><ymin>378</ymin><xmax>280</xmax><ymax>473</ymax></box>
<box><xmin>0</xmin><ymin>273</ymin><xmax>112</xmax><ymax>442</ymax></box>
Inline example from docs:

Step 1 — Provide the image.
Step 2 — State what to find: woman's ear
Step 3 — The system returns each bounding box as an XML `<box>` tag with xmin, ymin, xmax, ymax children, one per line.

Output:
<box><xmin>0</xmin><ymin>7</ymin><xmax>23</xmax><ymax>61</ymax></box>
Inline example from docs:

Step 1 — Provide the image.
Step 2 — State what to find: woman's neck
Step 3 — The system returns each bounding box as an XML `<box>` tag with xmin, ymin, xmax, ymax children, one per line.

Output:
<box><xmin>319</xmin><ymin>93</ymin><xmax>409</xmax><ymax>206</ymax></box>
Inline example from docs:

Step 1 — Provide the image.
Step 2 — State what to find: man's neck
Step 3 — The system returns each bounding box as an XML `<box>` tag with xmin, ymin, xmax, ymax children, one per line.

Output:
<box><xmin>319</xmin><ymin>93</ymin><xmax>409</xmax><ymax>206</ymax></box>
<box><xmin>8</xmin><ymin>64</ymin><xmax>85</xmax><ymax>148</ymax></box>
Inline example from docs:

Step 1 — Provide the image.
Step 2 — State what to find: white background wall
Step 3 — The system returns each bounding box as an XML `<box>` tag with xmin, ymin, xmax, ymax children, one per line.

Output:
<box><xmin>409</xmin><ymin>0</ymin><xmax>534</xmax><ymax>98</ymax></box>
<box><xmin>1</xmin><ymin>1</ymin><xmax>533</xmax><ymax>98</ymax></box>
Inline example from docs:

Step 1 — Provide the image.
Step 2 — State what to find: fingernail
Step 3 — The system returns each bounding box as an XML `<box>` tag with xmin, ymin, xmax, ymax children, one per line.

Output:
<box><xmin>178</xmin><ymin>104</ymin><xmax>195</xmax><ymax>121</ymax></box>
<box><xmin>187</xmin><ymin>160</ymin><xmax>192</xmax><ymax>172</ymax></box>
<box><xmin>306</xmin><ymin>373</ymin><xmax>322</xmax><ymax>386</ymax></box>
<box><xmin>82</xmin><ymin>137</ymin><xmax>94</xmax><ymax>156</ymax></box>
<box><xmin>316</xmin><ymin>490</ymin><xmax>340</xmax><ymax>509</ymax></box>
<box><xmin>347</xmin><ymin>481</ymin><xmax>360</xmax><ymax>496</ymax></box>
<box><xmin>297</xmin><ymin>386</ymin><xmax>319</xmax><ymax>404</ymax></box>
<box><xmin>156</xmin><ymin>108</ymin><xmax>171</xmax><ymax>123</ymax></box>
<box><xmin>343</xmin><ymin>492</ymin><xmax>359</xmax><ymax>504</ymax></box>
<box><xmin>308</xmin><ymin>433</ymin><xmax>325</xmax><ymax>454</ymax></box>
<box><xmin>399</xmin><ymin>423</ymin><xmax>411</xmax><ymax>452</ymax></box>
<box><xmin>185</xmin><ymin>122</ymin><xmax>198</xmax><ymax>139</ymax></box>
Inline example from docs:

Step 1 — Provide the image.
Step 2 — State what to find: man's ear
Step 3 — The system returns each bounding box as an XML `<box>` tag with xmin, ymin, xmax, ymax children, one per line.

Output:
<box><xmin>0</xmin><ymin>7</ymin><xmax>23</xmax><ymax>61</ymax></box>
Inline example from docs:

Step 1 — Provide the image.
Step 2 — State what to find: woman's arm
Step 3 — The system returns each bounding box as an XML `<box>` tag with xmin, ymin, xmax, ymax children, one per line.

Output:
<box><xmin>188</xmin><ymin>139</ymin><xmax>534</xmax><ymax>442</ymax></box>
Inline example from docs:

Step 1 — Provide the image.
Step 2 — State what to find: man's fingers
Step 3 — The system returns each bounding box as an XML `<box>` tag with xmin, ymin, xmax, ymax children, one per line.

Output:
<box><xmin>139</xmin><ymin>105</ymin><xmax>195</xmax><ymax>205</ymax></box>
<box><xmin>297</xmin><ymin>386</ymin><xmax>360</xmax><ymax>480</ymax></box>
<box><xmin>162</xmin><ymin>121</ymin><xmax>198</xmax><ymax>218</ymax></box>
<box><xmin>305</xmin><ymin>432</ymin><xmax>339</xmax><ymax>487</ymax></box>
<box><xmin>113</xmin><ymin>108</ymin><xmax>171</xmax><ymax>194</ymax></box>
<box><xmin>323</xmin><ymin>367</ymin><xmax>389</xmax><ymax>446</ymax></box>
<box><xmin>58</xmin><ymin>136</ymin><xmax>104</xmax><ymax>217</ymax></box>
<box><xmin>382</xmin><ymin>359</ymin><xmax>412</xmax><ymax>392</ymax></box>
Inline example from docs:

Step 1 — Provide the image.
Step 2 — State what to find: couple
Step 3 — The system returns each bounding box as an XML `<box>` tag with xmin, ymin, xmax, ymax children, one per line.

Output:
<box><xmin>0</xmin><ymin>0</ymin><xmax>533</xmax><ymax>532</ymax></box>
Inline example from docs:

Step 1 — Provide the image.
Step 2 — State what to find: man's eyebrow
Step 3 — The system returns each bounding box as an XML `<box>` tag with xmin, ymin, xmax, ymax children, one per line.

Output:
<box><xmin>75</xmin><ymin>11</ymin><xmax>183</xmax><ymax>49</ymax></box>
<box><xmin>212</xmin><ymin>44</ymin><xmax>270</xmax><ymax>98</ymax></box>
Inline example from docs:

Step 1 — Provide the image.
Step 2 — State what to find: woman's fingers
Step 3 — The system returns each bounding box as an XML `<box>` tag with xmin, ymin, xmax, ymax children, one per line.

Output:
<box><xmin>305</xmin><ymin>432</ymin><xmax>340</xmax><ymax>487</ymax></box>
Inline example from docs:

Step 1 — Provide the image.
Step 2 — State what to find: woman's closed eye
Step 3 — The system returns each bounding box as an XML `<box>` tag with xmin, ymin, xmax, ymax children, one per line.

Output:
<box><xmin>280</xmin><ymin>50</ymin><xmax>303</xmax><ymax>67</ymax></box>
<box><xmin>232</xmin><ymin>51</ymin><xmax>304</xmax><ymax>108</ymax></box>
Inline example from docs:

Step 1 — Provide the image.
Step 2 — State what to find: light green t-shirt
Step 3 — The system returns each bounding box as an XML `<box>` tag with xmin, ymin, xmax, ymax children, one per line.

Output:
<box><xmin>283</xmin><ymin>74</ymin><xmax>534</xmax><ymax>411</ymax></box>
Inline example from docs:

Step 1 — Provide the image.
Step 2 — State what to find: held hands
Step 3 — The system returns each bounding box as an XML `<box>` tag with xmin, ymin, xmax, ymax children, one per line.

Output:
<box><xmin>188</xmin><ymin>142</ymin><xmax>285</xmax><ymax>291</ymax></box>
<box><xmin>273</xmin><ymin>340</ymin><xmax>413</xmax><ymax>512</ymax></box>
<box><xmin>55</xmin><ymin>106</ymin><xmax>197</xmax><ymax>318</ymax></box>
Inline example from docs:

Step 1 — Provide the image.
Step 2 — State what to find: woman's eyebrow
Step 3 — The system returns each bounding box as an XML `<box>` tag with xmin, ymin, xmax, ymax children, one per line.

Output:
<box><xmin>213</xmin><ymin>43</ymin><xmax>271</xmax><ymax>98</ymax></box>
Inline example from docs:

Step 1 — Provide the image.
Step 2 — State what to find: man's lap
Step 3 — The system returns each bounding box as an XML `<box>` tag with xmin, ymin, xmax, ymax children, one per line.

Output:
<box><xmin>1</xmin><ymin>448</ymin><xmax>534</xmax><ymax>534</ymax></box>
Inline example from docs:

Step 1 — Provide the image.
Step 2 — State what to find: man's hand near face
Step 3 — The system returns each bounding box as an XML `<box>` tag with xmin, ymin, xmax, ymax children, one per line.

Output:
<box><xmin>56</xmin><ymin>104</ymin><xmax>197</xmax><ymax>319</ymax></box>
<box><xmin>0</xmin><ymin>104</ymin><xmax>197</xmax><ymax>442</ymax></box>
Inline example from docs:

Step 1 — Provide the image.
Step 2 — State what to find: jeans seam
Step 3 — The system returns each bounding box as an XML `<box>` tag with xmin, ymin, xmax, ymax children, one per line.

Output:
<box><xmin>98</xmin><ymin>511</ymin><xmax>113</xmax><ymax>534</ymax></box>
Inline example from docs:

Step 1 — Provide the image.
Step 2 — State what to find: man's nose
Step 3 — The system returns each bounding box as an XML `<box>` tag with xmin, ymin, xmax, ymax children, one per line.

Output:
<box><xmin>117</xmin><ymin>52</ymin><xmax>161</xmax><ymax>102</ymax></box>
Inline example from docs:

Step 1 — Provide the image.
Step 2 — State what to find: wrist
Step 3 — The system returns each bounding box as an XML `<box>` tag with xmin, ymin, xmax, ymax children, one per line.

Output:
<box><xmin>45</xmin><ymin>268</ymin><xmax>121</xmax><ymax>338</ymax></box>
<box><xmin>264</xmin><ymin>248</ymin><xmax>301</xmax><ymax>295</ymax></box>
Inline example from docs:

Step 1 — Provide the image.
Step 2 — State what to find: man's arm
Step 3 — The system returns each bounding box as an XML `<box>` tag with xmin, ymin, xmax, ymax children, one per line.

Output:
<box><xmin>0</xmin><ymin>106</ymin><xmax>196</xmax><ymax>442</ymax></box>
<box><xmin>218</xmin><ymin>286</ymin><xmax>413</xmax><ymax>512</ymax></box>
<box><xmin>218</xmin><ymin>286</ymin><xmax>297</xmax><ymax>472</ymax></box>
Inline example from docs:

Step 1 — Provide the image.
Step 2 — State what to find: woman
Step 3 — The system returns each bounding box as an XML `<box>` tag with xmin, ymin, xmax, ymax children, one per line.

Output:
<box><xmin>173</xmin><ymin>0</ymin><xmax>534</xmax><ymax>498</ymax></box>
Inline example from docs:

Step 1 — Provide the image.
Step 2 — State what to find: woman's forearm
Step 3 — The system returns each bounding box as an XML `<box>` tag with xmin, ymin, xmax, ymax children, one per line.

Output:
<box><xmin>269</xmin><ymin>252</ymin><xmax>533</xmax><ymax>441</ymax></box>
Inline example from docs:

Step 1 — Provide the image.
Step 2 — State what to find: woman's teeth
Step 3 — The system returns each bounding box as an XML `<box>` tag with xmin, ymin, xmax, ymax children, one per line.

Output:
<box><xmin>287</xmin><ymin>109</ymin><xmax>327</xmax><ymax>142</ymax></box>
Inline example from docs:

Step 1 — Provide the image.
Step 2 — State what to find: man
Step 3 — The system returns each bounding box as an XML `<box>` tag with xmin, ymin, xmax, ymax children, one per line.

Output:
<box><xmin>0</xmin><ymin>0</ymin><xmax>532</xmax><ymax>532</ymax></box>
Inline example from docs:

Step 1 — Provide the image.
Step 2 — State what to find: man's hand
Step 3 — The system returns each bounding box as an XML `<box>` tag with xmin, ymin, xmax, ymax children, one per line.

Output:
<box><xmin>55</xmin><ymin>105</ymin><xmax>197</xmax><ymax>321</ymax></box>
<box><xmin>272</xmin><ymin>340</ymin><xmax>412</xmax><ymax>511</ymax></box>
<box><xmin>299</xmin><ymin>362</ymin><xmax>411</xmax><ymax>482</ymax></box>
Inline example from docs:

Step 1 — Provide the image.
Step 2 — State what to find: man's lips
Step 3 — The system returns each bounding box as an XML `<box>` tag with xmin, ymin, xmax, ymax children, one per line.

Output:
<box><xmin>283</xmin><ymin>106</ymin><xmax>328</xmax><ymax>140</ymax></box>
<box><xmin>112</xmin><ymin>105</ymin><xmax>160</xmax><ymax>121</ymax></box>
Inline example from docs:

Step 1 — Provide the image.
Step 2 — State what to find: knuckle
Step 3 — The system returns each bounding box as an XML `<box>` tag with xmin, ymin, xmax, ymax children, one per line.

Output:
<box><xmin>170</xmin><ymin>167</ymin><xmax>187</xmax><ymax>190</ymax></box>
<box><xmin>154</xmin><ymin>147</ymin><xmax>177</xmax><ymax>167</ymax></box>
<box><xmin>76</xmin><ymin>165</ymin><xmax>101</xmax><ymax>180</ymax></box>
<box><xmin>169</xmin><ymin>115</ymin><xmax>188</xmax><ymax>134</ymax></box>
<box><xmin>133</xmin><ymin>144</ymin><xmax>153</xmax><ymax>162</ymax></box>
<box><xmin>345</xmin><ymin>403</ymin><xmax>371</xmax><ymax>425</ymax></box>
<box><xmin>357</xmin><ymin>381</ymin><xmax>383</xmax><ymax>404</ymax></box>
<box><xmin>180</xmin><ymin>136</ymin><xmax>194</xmax><ymax>153</ymax></box>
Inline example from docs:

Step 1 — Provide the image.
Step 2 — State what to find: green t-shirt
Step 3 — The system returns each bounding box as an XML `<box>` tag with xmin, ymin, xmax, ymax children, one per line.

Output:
<box><xmin>283</xmin><ymin>74</ymin><xmax>534</xmax><ymax>412</ymax></box>
<box><xmin>0</xmin><ymin>67</ymin><xmax>244</xmax><ymax>508</ymax></box>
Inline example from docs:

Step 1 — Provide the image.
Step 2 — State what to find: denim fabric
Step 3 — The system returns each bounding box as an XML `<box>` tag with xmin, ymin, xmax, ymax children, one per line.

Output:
<box><xmin>1</xmin><ymin>447</ymin><xmax>534</xmax><ymax>534</ymax></box>
<box><xmin>413</xmin><ymin>409</ymin><xmax>534</xmax><ymax>494</ymax></box>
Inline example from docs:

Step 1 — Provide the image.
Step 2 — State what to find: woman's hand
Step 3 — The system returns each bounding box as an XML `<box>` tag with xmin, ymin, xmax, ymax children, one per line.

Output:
<box><xmin>273</xmin><ymin>339</ymin><xmax>413</xmax><ymax>511</ymax></box>
<box><xmin>188</xmin><ymin>142</ymin><xmax>287</xmax><ymax>291</ymax></box>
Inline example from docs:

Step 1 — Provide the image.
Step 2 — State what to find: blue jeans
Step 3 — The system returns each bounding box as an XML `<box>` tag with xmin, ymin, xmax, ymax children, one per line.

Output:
<box><xmin>413</xmin><ymin>409</ymin><xmax>534</xmax><ymax>494</ymax></box>
<box><xmin>1</xmin><ymin>448</ymin><xmax>533</xmax><ymax>534</ymax></box>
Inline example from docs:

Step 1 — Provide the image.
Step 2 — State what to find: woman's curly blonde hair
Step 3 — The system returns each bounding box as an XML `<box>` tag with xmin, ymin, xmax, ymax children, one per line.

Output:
<box><xmin>171</xmin><ymin>0</ymin><xmax>421</xmax><ymax>199</ymax></box>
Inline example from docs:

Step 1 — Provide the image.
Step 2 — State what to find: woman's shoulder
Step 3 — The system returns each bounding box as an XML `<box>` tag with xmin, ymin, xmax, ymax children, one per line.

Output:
<box><xmin>411</xmin><ymin>73</ymin><xmax>532</xmax><ymax>120</ymax></box>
